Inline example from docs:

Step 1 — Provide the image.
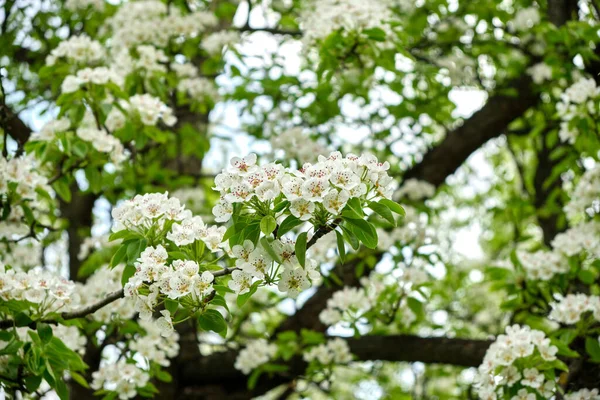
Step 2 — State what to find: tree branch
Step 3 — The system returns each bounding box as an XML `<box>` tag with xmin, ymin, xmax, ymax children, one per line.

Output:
<box><xmin>404</xmin><ymin>75</ymin><xmax>539</xmax><ymax>187</ymax></box>
<box><xmin>178</xmin><ymin>334</ymin><xmax>493</xmax><ymax>397</ymax></box>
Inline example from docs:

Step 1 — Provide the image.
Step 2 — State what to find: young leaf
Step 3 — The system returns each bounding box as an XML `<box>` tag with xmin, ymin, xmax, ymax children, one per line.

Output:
<box><xmin>260</xmin><ymin>215</ymin><xmax>277</xmax><ymax>236</ymax></box>
<box><xmin>277</xmin><ymin>215</ymin><xmax>303</xmax><ymax>237</ymax></box>
<box><xmin>110</xmin><ymin>244</ymin><xmax>128</xmax><ymax>268</ymax></box>
<box><xmin>368</xmin><ymin>201</ymin><xmax>396</xmax><ymax>226</ymax></box>
<box><xmin>379</xmin><ymin>199</ymin><xmax>405</xmax><ymax>216</ymax></box>
<box><xmin>295</xmin><ymin>231</ymin><xmax>307</xmax><ymax>267</ymax></box>
<box><xmin>37</xmin><ymin>322</ymin><xmax>53</xmax><ymax>344</ymax></box>
<box><xmin>344</xmin><ymin>218</ymin><xmax>378</xmax><ymax>249</ymax></box>
<box><xmin>198</xmin><ymin>309</ymin><xmax>227</xmax><ymax>335</ymax></box>
<box><xmin>335</xmin><ymin>230</ymin><xmax>346</xmax><ymax>263</ymax></box>
<box><xmin>121</xmin><ymin>264</ymin><xmax>136</xmax><ymax>286</ymax></box>
<box><xmin>260</xmin><ymin>237</ymin><xmax>282</xmax><ymax>263</ymax></box>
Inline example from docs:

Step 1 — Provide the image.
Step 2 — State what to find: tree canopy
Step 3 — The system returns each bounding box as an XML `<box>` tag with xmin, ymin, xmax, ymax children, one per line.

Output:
<box><xmin>1</xmin><ymin>0</ymin><xmax>600</xmax><ymax>399</ymax></box>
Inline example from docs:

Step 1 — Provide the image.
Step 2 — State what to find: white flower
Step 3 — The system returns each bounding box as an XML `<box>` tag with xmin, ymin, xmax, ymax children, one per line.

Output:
<box><xmin>229</xmin><ymin>153</ymin><xmax>258</xmax><ymax>175</ymax></box>
<box><xmin>277</xmin><ymin>267</ymin><xmax>310</xmax><ymax>297</ymax></box>
<box><xmin>242</xmin><ymin>249</ymin><xmax>272</xmax><ymax>279</ymax></box>
<box><xmin>301</xmin><ymin>177</ymin><xmax>329</xmax><ymax>202</ymax></box>
<box><xmin>289</xmin><ymin>198</ymin><xmax>315</xmax><ymax>221</ymax></box>
<box><xmin>234</xmin><ymin>339</ymin><xmax>277</xmax><ymax>374</ymax></box>
<box><xmin>212</xmin><ymin>200</ymin><xmax>233</xmax><ymax>222</ymax></box>
<box><xmin>156</xmin><ymin>310</ymin><xmax>174</xmax><ymax>337</ymax></box>
<box><xmin>511</xmin><ymin>388</ymin><xmax>536</xmax><ymax>400</ymax></box>
<box><xmin>192</xmin><ymin>271</ymin><xmax>214</xmax><ymax>298</ymax></box>
<box><xmin>61</xmin><ymin>75</ymin><xmax>83</xmax><ymax>93</ymax></box>
<box><xmin>232</xmin><ymin>240</ymin><xmax>255</xmax><ymax>266</ymax></box>
<box><xmin>322</xmin><ymin>189</ymin><xmax>349</xmax><ymax>214</ymax></box>
<box><xmin>228</xmin><ymin>270</ymin><xmax>253</xmax><ymax>294</ymax></box>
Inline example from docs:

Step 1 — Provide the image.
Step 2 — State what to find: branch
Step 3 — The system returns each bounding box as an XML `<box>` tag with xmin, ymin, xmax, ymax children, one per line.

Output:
<box><xmin>0</xmin><ymin>288</ymin><xmax>124</xmax><ymax>329</ymax></box>
<box><xmin>403</xmin><ymin>75</ymin><xmax>539</xmax><ymax>187</ymax></box>
<box><xmin>178</xmin><ymin>334</ymin><xmax>493</xmax><ymax>396</ymax></box>
<box><xmin>239</xmin><ymin>26</ymin><xmax>302</xmax><ymax>37</ymax></box>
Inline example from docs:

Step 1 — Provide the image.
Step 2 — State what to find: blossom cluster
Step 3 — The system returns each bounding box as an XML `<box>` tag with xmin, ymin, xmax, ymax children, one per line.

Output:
<box><xmin>31</xmin><ymin>118</ymin><xmax>71</xmax><ymax>142</ymax></box>
<box><xmin>564</xmin><ymin>164</ymin><xmax>600</xmax><ymax>221</ymax></box>
<box><xmin>105</xmin><ymin>1</ymin><xmax>218</xmax><ymax>50</ymax></box>
<box><xmin>75</xmin><ymin>111</ymin><xmax>128</xmax><ymax>166</ymax></box>
<box><xmin>549</xmin><ymin>294</ymin><xmax>600</xmax><ymax>325</ymax></box>
<box><xmin>376</xmin><ymin>205</ymin><xmax>432</xmax><ymax>249</ymax></box>
<box><xmin>395</xmin><ymin>178</ymin><xmax>436</xmax><ymax>201</ymax></box>
<box><xmin>556</xmin><ymin>77</ymin><xmax>600</xmax><ymax>144</ymax></box>
<box><xmin>211</xmin><ymin>151</ymin><xmax>395</xmax><ymax>223</ymax></box>
<box><xmin>227</xmin><ymin>239</ymin><xmax>320</xmax><ymax>297</ymax></box>
<box><xmin>300</xmin><ymin>0</ymin><xmax>394</xmax><ymax>46</ymax></box>
<box><xmin>551</xmin><ymin>221</ymin><xmax>600</xmax><ymax>258</ymax></box>
<box><xmin>511</xmin><ymin>7</ymin><xmax>541</xmax><ymax>31</ymax></box>
<box><xmin>61</xmin><ymin>66</ymin><xmax>124</xmax><ymax>93</ymax></box>
<box><xmin>234</xmin><ymin>338</ymin><xmax>278</xmax><ymax>374</ymax></box>
<box><xmin>91</xmin><ymin>359</ymin><xmax>150</xmax><ymax>400</ymax></box>
<box><xmin>130</xmin><ymin>318</ymin><xmax>180</xmax><ymax>367</ymax></box>
<box><xmin>475</xmin><ymin>325</ymin><xmax>559</xmax><ymax>400</ymax></box>
<box><xmin>125</xmin><ymin>246</ymin><xmax>215</xmax><ymax>323</ymax></box>
<box><xmin>177</xmin><ymin>77</ymin><xmax>219</xmax><ymax>103</ymax></box>
<box><xmin>0</xmin><ymin>241</ymin><xmax>43</xmax><ymax>270</ymax></box>
<box><xmin>45</xmin><ymin>35</ymin><xmax>105</xmax><ymax>66</ymax></box>
<box><xmin>0</xmin><ymin>263</ymin><xmax>75</xmax><ymax>313</ymax></box>
<box><xmin>270</xmin><ymin>127</ymin><xmax>330</xmax><ymax>164</ymax></box>
<box><xmin>201</xmin><ymin>31</ymin><xmax>240</xmax><ymax>55</ymax></box>
<box><xmin>111</xmin><ymin>192</ymin><xmax>192</xmax><ymax>233</ymax></box>
<box><xmin>0</xmin><ymin>155</ymin><xmax>49</xmax><ymax>204</ymax></box>
<box><xmin>517</xmin><ymin>249</ymin><xmax>568</xmax><ymax>281</ymax></box>
<box><xmin>526</xmin><ymin>63</ymin><xmax>553</xmax><ymax>85</ymax></box>
<box><xmin>303</xmin><ymin>338</ymin><xmax>353</xmax><ymax>366</ymax></box>
<box><xmin>319</xmin><ymin>287</ymin><xmax>370</xmax><ymax>326</ymax></box>
<box><xmin>565</xmin><ymin>389</ymin><xmax>600</xmax><ymax>400</ymax></box>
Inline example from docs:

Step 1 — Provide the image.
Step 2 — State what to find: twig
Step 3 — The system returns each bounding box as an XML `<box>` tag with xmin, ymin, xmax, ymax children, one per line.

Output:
<box><xmin>0</xmin><ymin>288</ymin><xmax>125</xmax><ymax>329</ymax></box>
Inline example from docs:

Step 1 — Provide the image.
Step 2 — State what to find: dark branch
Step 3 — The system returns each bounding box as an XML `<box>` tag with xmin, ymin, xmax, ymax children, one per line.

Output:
<box><xmin>404</xmin><ymin>75</ymin><xmax>539</xmax><ymax>187</ymax></box>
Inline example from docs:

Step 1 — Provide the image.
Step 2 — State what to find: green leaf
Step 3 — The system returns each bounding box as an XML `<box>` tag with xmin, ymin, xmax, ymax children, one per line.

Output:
<box><xmin>73</xmin><ymin>142</ymin><xmax>89</xmax><ymax>158</ymax></box>
<box><xmin>585</xmin><ymin>337</ymin><xmax>600</xmax><ymax>362</ymax></box>
<box><xmin>578</xmin><ymin>269</ymin><xmax>595</xmax><ymax>285</ymax></box>
<box><xmin>277</xmin><ymin>215</ymin><xmax>303</xmax><ymax>237</ymax></box>
<box><xmin>551</xmin><ymin>338</ymin><xmax>580</xmax><ymax>358</ymax></box>
<box><xmin>70</xmin><ymin>371</ymin><xmax>90</xmax><ymax>388</ymax></box>
<box><xmin>121</xmin><ymin>264</ymin><xmax>136</xmax><ymax>286</ymax></box>
<box><xmin>85</xmin><ymin>166</ymin><xmax>102</xmax><ymax>193</ymax></box>
<box><xmin>165</xmin><ymin>299</ymin><xmax>178</xmax><ymax>315</ymax></box>
<box><xmin>368</xmin><ymin>201</ymin><xmax>396</xmax><ymax>226</ymax></box>
<box><xmin>37</xmin><ymin>322</ymin><xmax>53</xmax><ymax>344</ymax></box>
<box><xmin>344</xmin><ymin>218</ymin><xmax>378</xmax><ymax>249</ymax></box>
<box><xmin>341</xmin><ymin>198</ymin><xmax>364</xmax><ymax>219</ymax></box>
<box><xmin>247</xmin><ymin>368</ymin><xmax>262</xmax><ymax>390</ymax></box>
<box><xmin>260</xmin><ymin>237</ymin><xmax>282</xmax><ymax>264</ymax></box>
<box><xmin>53</xmin><ymin>178</ymin><xmax>71</xmax><ymax>203</ymax></box>
<box><xmin>24</xmin><ymin>375</ymin><xmax>43</xmax><ymax>392</ymax></box>
<box><xmin>379</xmin><ymin>199</ymin><xmax>405</xmax><ymax>216</ymax></box>
<box><xmin>273</xmin><ymin>200</ymin><xmax>289</xmax><ymax>213</ymax></box>
<box><xmin>198</xmin><ymin>309</ymin><xmax>227</xmax><ymax>335</ymax></box>
<box><xmin>295</xmin><ymin>232</ymin><xmax>307</xmax><ymax>267</ymax></box>
<box><xmin>211</xmin><ymin>294</ymin><xmax>229</xmax><ymax>311</ymax></box>
<box><xmin>155</xmin><ymin>370</ymin><xmax>172</xmax><ymax>383</ymax></box>
<box><xmin>127</xmin><ymin>239</ymin><xmax>147</xmax><ymax>264</ymax></box>
<box><xmin>108</xmin><ymin>230</ymin><xmax>133</xmax><ymax>242</ymax></box>
<box><xmin>260</xmin><ymin>215</ymin><xmax>277</xmax><ymax>236</ymax></box>
<box><xmin>363</xmin><ymin>27</ymin><xmax>387</xmax><ymax>41</ymax></box>
<box><xmin>335</xmin><ymin>231</ymin><xmax>346</xmax><ymax>263</ymax></box>
<box><xmin>340</xmin><ymin>225</ymin><xmax>360</xmax><ymax>250</ymax></box>
<box><xmin>237</xmin><ymin>280</ymin><xmax>261</xmax><ymax>307</ymax></box>
<box><xmin>110</xmin><ymin>244</ymin><xmax>128</xmax><ymax>268</ymax></box>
